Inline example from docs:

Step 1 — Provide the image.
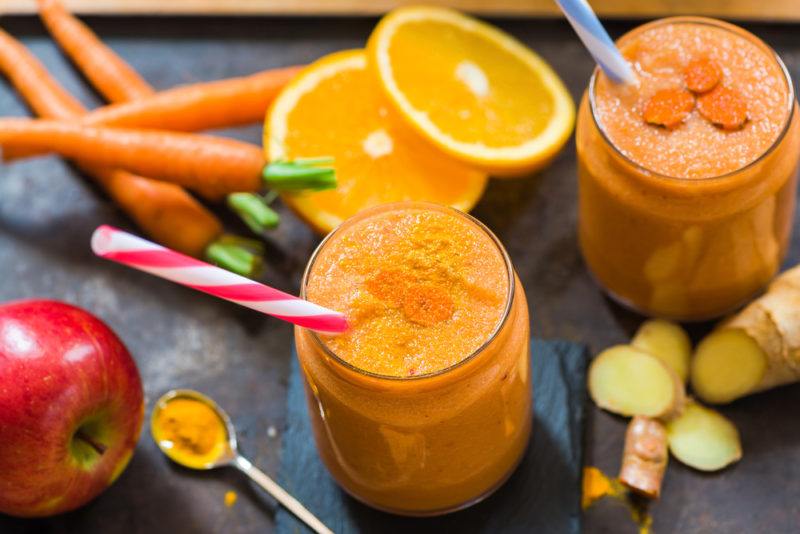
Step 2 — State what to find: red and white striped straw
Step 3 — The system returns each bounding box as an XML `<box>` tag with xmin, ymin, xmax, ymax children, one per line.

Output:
<box><xmin>91</xmin><ymin>225</ymin><xmax>348</xmax><ymax>334</ymax></box>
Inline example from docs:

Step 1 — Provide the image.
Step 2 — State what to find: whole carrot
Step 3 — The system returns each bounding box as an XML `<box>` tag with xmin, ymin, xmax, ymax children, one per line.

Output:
<box><xmin>37</xmin><ymin>0</ymin><xmax>153</xmax><ymax>102</ymax></box>
<box><xmin>32</xmin><ymin>0</ymin><xmax>315</xmax><ymax>231</ymax></box>
<box><xmin>0</xmin><ymin>29</ymin><xmax>238</xmax><ymax>263</ymax></box>
<box><xmin>85</xmin><ymin>66</ymin><xmax>303</xmax><ymax>131</ymax></box>
<box><xmin>0</xmin><ymin>30</ymin><xmax>84</xmax><ymax>120</ymax></box>
<box><xmin>5</xmin><ymin>66</ymin><xmax>303</xmax><ymax>161</ymax></box>
<box><xmin>0</xmin><ymin>119</ymin><xmax>265</xmax><ymax>197</ymax></box>
<box><xmin>33</xmin><ymin>0</ymin><xmax>333</xmax><ymax>234</ymax></box>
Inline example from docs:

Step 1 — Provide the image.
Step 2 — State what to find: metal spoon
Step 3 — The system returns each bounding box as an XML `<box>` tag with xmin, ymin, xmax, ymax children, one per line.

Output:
<box><xmin>151</xmin><ymin>389</ymin><xmax>333</xmax><ymax>534</ymax></box>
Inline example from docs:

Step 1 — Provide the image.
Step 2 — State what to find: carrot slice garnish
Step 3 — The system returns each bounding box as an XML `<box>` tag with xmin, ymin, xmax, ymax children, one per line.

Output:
<box><xmin>402</xmin><ymin>284</ymin><xmax>454</xmax><ymax>326</ymax></box>
<box><xmin>684</xmin><ymin>59</ymin><xmax>721</xmax><ymax>94</ymax></box>
<box><xmin>643</xmin><ymin>88</ymin><xmax>695</xmax><ymax>129</ymax></box>
<box><xmin>697</xmin><ymin>85</ymin><xmax>748</xmax><ymax>130</ymax></box>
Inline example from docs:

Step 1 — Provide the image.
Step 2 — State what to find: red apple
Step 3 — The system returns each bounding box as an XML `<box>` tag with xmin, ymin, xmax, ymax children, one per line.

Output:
<box><xmin>0</xmin><ymin>300</ymin><xmax>144</xmax><ymax>517</ymax></box>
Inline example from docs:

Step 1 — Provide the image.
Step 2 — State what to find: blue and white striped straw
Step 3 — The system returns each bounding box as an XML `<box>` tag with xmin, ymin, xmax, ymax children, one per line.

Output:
<box><xmin>555</xmin><ymin>0</ymin><xmax>636</xmax><ymax>84</ymax></box>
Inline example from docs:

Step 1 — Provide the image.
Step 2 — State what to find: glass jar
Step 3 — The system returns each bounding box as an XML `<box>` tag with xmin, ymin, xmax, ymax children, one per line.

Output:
<box><xmin>295</xmin><ymin>202</ymin><xmax>531</xmax><ymax>515</ymax></box>
<box><xmin>576</xmin><ymin>17</ymin><xmax>800</xmax><ymax>320</ymax></box>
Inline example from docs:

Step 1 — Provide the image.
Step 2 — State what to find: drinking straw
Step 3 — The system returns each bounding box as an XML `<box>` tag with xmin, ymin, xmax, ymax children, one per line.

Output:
<box><xmin>91</xmin><ymin>225</ymin><xmax>348</xmax><ymax>334</ymax></box>
<box><xmin>554</xmin><ymin>0</ymin><xmax>636</xmax><ymax>84</ymax></box>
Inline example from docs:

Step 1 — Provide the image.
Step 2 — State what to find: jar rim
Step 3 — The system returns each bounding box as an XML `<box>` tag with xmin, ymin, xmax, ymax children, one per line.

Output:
<box><xmin>588</xmin><ymin>16</ymin><xmax>796</xmax><ymax>183</ymax></box>
<box><xmin>299</xmin><ymin>201</ymin><xmax>516</xmax><ymax>382</ymax></box>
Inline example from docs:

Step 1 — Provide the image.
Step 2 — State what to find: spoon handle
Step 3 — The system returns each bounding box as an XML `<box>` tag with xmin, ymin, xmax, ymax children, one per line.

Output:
<box><xmin>234</xmin><ymin>455</ymin><xmax>334</xmax><ymax>534</ymax></box>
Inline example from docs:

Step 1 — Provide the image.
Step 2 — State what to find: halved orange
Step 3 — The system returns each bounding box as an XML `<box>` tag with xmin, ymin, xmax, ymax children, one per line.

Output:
<box><xmin>265</xmin><ymin>49</ymin><xmax>488</xmax><ymax>234</ymax></box>
<box><xmin>368</xmin><ymin>7</ymin><xmax>575</xmax><ymax>176</ymax></box>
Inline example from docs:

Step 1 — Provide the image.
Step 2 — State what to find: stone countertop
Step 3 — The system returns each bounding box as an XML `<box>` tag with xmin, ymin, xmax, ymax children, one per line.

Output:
<box><xmin>0</xmin><ymin>14</ymin><xmax>798</xmax><ymax>533</ymax></box>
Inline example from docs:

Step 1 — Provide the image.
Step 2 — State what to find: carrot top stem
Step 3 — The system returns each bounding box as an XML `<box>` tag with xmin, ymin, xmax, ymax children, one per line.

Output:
<box><xmin>263</xmin><ymin>158</ymin><xmax>336</xmax><ymax>192</ymax></box>
<box><xmin>262</xmin><ymin>190</ymin><xmax>279</xmax><ymax>205</ymax></box>
<box><xmin>204</xmin><ymin>234</ymin><xmax>265</xmax><ymax>277</ymax></box>
<box><xmin>227</xmin><ymin>192</ymin><xmax>281</xmax><ymax>235</ymax></box>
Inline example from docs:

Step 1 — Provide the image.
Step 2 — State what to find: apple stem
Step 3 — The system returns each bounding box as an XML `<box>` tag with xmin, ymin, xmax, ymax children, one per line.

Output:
<box><xmin>75</xmin><ymin>430</ymin><xmax>107</xmax><ymax>456</ymax></box>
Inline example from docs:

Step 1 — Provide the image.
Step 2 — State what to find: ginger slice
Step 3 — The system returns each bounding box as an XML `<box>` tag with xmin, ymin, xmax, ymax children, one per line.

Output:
<box><xmin>666</xmin><ymin>401</ymin><xmax>742</xmax><ymax>471</ymax></box>
<box><xmin>692</xmin><ymin>265</ymin><xmax>800</xmax><ymax>403</ymax></box>
<box><xmin>691</xmin><ymin>328</ymin><xmax>767</xmax><ymax>404</ymax></box>
<box><xmin>588</xmin><ymin>345</ymin><xmax>685</xmax><ymax>418</ymax></box>
<box><xmin>632</xmin><ymin>319</ymin><xmax>691</xmax><ymax>383</ymax></box>
<box><xmin>619</xmin><ymin>416</ymin><xmax>668</xmax><ymax>499</ymax></box>
<box><xmin>684</xmin><ymin>58</ymin><xmax>721</xmax><ymax>93</ymax></box>
<box><xmin>643</xmin><ymin>88</ymin><xmax>695</xmax><ymax>129</ymax></box>
<box><xmin>697</xmin><ymin>85</ymin><xmax>747</xmax><ymax>130</ymax></box>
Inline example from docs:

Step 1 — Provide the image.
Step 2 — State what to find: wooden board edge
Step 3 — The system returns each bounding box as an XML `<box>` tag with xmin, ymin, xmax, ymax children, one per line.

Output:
<box><xmin>1</xmin><ymin>0</ymin><xmax>799</xmax><ymax>21</ymax></box>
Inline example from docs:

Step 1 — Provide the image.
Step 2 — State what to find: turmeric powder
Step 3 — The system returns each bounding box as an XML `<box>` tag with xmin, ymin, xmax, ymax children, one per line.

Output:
<box><xmin>582</xmin><ymin>466</ymin><xmax>653</xmax><ymax>534</ymax></box>
<box><xmin>152</xmin><ymin>397</ymin><xmax>228</xmax><ymax>469</ymax></box>
<box><xmin>582</xmin><ymin>466</ymin><xmax>613</xmax><ymax>509</ymax></box>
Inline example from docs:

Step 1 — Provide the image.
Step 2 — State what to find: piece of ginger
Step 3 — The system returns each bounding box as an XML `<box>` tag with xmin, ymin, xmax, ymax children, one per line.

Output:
<box><xmin>589</xmin><ymin>345</ymin><xmax>685</xmax><ymax>419</ymax></box>
<box><xmin>665</xmin><ymin>401</ymin><xmax>741</xmax><ymax>471</ymax></box>
<box><xmin>619</xmin><ymin>416</ymin><xmax>668</xmax><ymax>499</ymax></box>
<box><xmin>632</xmin><ymin>319</ymin><xmax>691</xmax><ymax>383</ymax></box>
<box><xmin>691</xmin><ymin>328</ymin><xmax>767</xmax><ymax>404</ymax></box>
<box><xmin>691</xmin><ymin>264</ymin><xmax>800</xmax><ymax>403</ymax></box>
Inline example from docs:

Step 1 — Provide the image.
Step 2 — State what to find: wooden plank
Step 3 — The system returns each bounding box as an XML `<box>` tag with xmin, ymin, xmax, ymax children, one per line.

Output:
<box><xmin>1</xmin><ymin>0</ymin><xmax>800</xmax><ymax>20</ymax></box>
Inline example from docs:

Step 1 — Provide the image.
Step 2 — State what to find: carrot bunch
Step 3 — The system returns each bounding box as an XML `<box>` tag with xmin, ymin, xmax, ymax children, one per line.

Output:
<box><xmin>0</xmin><ymin>0</ymin><xmax>333</xmax><ymax>276</ymax></box>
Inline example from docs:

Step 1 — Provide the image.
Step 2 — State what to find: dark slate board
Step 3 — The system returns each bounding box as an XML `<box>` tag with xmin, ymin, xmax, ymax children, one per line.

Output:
<box><xmin>276</xmin><ymin>339</ymin><xmax>588</xmax><ymax>534</ymax></box>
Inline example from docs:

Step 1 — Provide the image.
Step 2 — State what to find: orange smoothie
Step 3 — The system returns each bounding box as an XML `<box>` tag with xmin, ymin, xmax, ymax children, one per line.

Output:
<box><xmin>296</xmin><ymin>202</ymin><xmax>530</xmax><ymax>515</ymax></box>
<box><xmin>577</xmin><ymin>17</ymin><xmax>800</xmax><ymax>319</ymax></box>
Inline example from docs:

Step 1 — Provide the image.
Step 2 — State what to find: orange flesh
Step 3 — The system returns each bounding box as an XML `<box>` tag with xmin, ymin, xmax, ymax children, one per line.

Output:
<box><xmin>594</xmin><ymin>22</ymin><xmax>789</xmax><ymax>179</ymax></box>
<box><xmin>577</xmin><ymin>19</ymin><xmax>800</xmax><ymax>320</ymax></box>
<box><xmin>306</xmin><ymin>207</ymin><xmax>508</xmax><ymax>377</ymax></box>
<box><xmin>386</xmin><ymin>20</ymin><xmax>555</xmax><ymax>147</ymax></box>
<box><xmin>272</xmin><ymin>52</ymin><xmax>486</xmax><ymax>232</ymax></box>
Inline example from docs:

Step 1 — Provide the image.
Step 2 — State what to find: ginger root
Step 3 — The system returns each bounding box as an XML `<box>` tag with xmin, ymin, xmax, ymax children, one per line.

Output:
<box><xmin>589</xmin><ymin>345</ymin><xmax>685</xmax><ymax>418</ymax></box>
<box><xmin>618</xmin><ymin>416</ymin><xmax>668</xmax><ymax>499</ymax></box>
<box><xmin>632</xmin><ymin>319</ymin><xmax>691</xmax><ymax>382</ymax></box>
<box><xmin>666</xmin><ymin>400</ymin><xmax>742</xmax><ymax>471</ymax></box>
<box><xmin>691</xmin><ymin>265</ymin><xmax>800</xmax><ymax>404</ymax></box>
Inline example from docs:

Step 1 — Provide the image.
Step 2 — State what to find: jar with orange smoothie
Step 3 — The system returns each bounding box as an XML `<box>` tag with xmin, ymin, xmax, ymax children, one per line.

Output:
<box><xmin>577</xmin><ymin>17</ymin><xmax>800</xmax><ymax>320</ymax></box>
<box><xmin>295</xmin><ymin>202</ymin><xmax>531</xmax><ymax>515</ymax></box>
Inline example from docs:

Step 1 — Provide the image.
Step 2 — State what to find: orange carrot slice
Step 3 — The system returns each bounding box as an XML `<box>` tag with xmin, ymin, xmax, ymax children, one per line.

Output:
<box><xmin>684</xmin><ymin>59</ymin><xmax>722</xmax><ymax>94</ymax></box>
<box><xmin>643</xmin><ymin>88</ymin><xmax>695</xmax><ymax>129</ymax></box>
<box><xmin>697</xmin><ymin>85</ymin><xmax>748</xmax><ymax>130</ymax></box>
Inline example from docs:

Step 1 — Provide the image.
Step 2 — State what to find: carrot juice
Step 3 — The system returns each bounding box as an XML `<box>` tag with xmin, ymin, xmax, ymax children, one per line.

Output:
<box><xmin>577</xmin><ymin>17</ymin><xmax>800</xmax><ymax>320</ymax></box>
<box><xmin>295</xmin><ymin>202</ymin><xmax>531</xmax><ymax>515</ymax></box>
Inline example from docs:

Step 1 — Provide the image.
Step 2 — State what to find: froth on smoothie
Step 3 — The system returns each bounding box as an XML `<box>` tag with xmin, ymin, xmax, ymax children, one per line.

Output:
<box><xmin>305</xmin><ymin>206</ymin><xmax>509</xmax><ymax>377</ymax></box>
<box><xmin>593</xmin><ymin>21</ymin><xmax>791</xmax><ymax>179</ymax></box>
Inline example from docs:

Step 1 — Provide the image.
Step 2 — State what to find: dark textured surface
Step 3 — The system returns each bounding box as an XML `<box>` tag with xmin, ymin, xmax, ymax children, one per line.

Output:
<box><xmin>0</xmin><ymin>14</ymin><xmax>798</xmax><ymax>534</ymax></box>
<box><xmin>276</xmin><ymin>340</ymin><xmax>587</xmax><ymax>534</ymax></box>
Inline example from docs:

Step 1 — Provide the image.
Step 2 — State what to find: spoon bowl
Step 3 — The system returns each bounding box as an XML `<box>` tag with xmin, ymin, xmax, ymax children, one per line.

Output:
<box><xmin>150</xmin><ymin>389</ymin><xmax>332</xmax><ymax>534</ymax></box>
<box><xmin>151</xmin><ymin>389</ymin><xmax>238</xmax><ymax>469</ymax></box>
